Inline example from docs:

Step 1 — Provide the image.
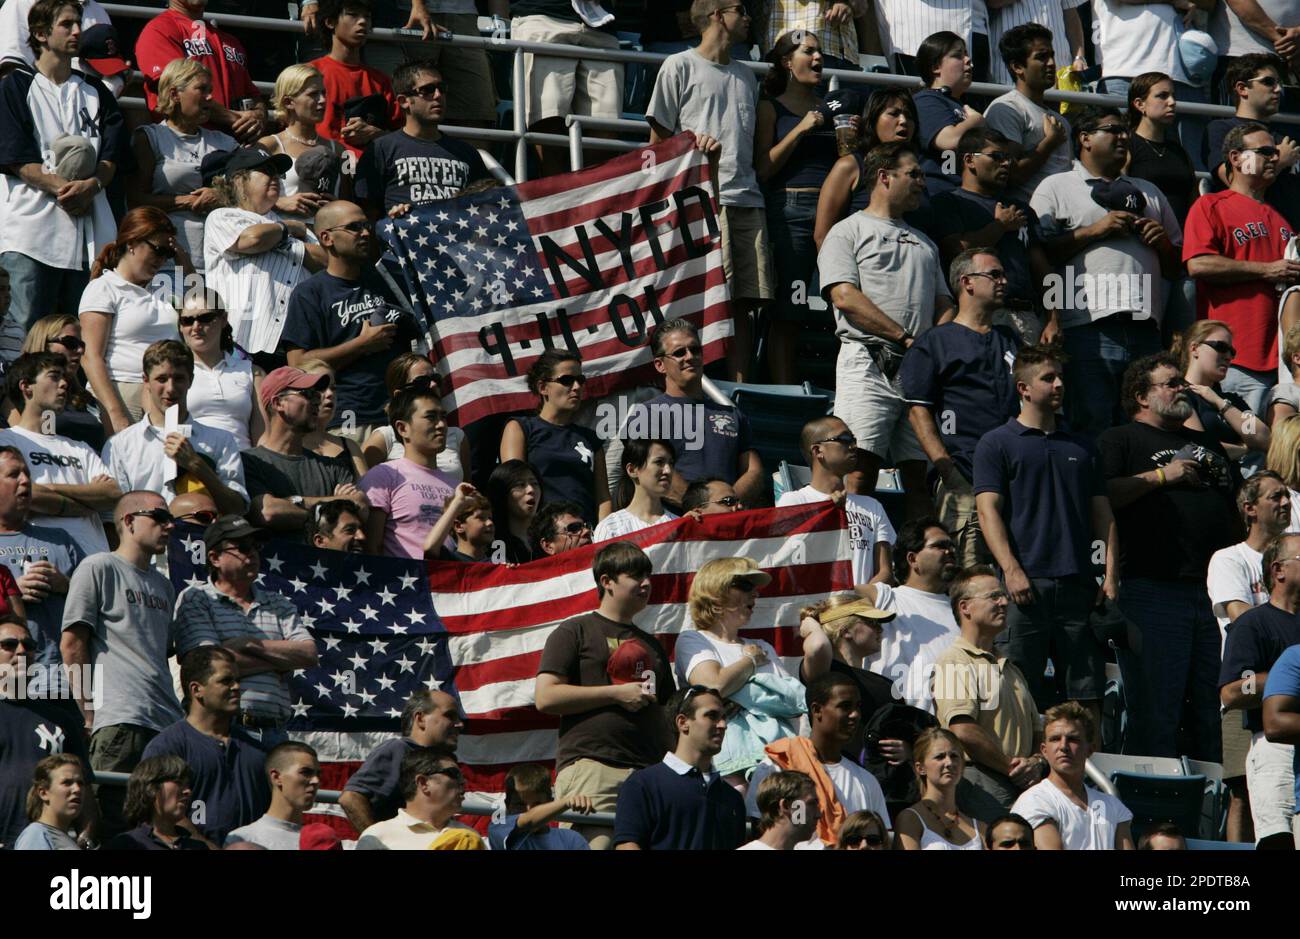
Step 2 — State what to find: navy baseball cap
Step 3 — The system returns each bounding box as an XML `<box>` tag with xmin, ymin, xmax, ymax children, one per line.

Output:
<box><xmin>201</xmin><ymin>146</ymin><xmax>293</xmax><ymax>185</ymax></box>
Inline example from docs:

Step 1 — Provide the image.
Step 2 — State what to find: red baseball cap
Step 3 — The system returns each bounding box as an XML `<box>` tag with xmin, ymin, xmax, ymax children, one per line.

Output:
<box><xmin>260</xmin><ymin>366</ymin><xmax>329</xmax><ymax>409</ymax></box>
<box><xmin>299</xmin><ymin>823</ymin><xmax>342</xmax><ymax>850</ymax></box>
<box><xmin>80</xmin><ymin>25</ymin><xmax>131</xmax><ymax>77</ymax></box>
<box><xmin>606</xmin><ymin>638</ymin><xmax>656</xmax><ymax>685</ymax></box>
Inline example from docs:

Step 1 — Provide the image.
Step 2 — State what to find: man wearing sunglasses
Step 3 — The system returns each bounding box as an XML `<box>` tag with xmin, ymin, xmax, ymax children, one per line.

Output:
<box><xmin>0</xmin><ymin>618</ymin><xmax>99</xmax><ymax>850</ymax></box>
<box><xmin>680</xmin><ymin>477</ymin><xmax>744</xmax><ymax>516</ymax></box>
<box><xmin>528</xmin><ymin>499</ymin><xmax>592</xmax><ymax>557</ymax></box>
<box><xmin>0</xmin><ymin>446</ymin><xmax>80</xmax><ymax>669</ymax></box>
<box><xmin>1098</xmin><ymin>353</ymin><xmax>1240</xmax><ymax>763</ymax></box>
<box><xmin>1185</xmin><ymin>121</ymin><xmax>1300</xmax><ymax>418</ymax></box>
<box><xmin>1030</xmin><ymin>105</ymin><xmax>1182</xmax><ymax>439</ymax></box>
<box><xmin>354</xmin><ymin>60</ymin><xmax>491</xmax><ymax>220</ymax></box>
<box><xmin>282</xmin><ymin>199</ymin><xmax>419</xmax><ymax>447</ymax></box>
<box><xmin>1205</xmin><ymin>53</ymin><xmax>1300</xmax><ymax>229</ymax></box>
<box><xmin>356</xmin><ymin>749</ymin><xmax>483</xmax><ymax>849</ymax></box>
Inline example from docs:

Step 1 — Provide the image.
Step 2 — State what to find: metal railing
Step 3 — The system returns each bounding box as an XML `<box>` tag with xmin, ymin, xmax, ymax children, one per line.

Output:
<box><xmin>93</xmin><ymin>769</ymin><xmax>617</xmax><ymax>827</ymax></box>
<box><xmin>98</xmin><ymin>2</ymin><xmax>1300</xmax><ymax>184</ymax></box>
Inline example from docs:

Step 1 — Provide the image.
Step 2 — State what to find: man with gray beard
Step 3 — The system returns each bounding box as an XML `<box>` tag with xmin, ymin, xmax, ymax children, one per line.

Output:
<box><xmin>1098</xmin><ymin>353</ymin><xmax>1242</xmax><ymax>762</ymax></box>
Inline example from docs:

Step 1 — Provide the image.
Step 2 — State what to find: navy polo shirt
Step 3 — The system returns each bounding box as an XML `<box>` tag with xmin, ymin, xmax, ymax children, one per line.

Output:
<box><xmin>972</xmin><ymin>417</ymin><xmax>1106</xmax><ymax>579</ymax></box>
<box><xmin>1219</xmin><ymin>603</ymin><xmax>1300</xmax><ymax>733</ymax></box>
<box><xmin>613</xmin><ymin>756</ymin><xmax>748</xmax><ymax>850</ymax></box>
<box><xmin>930</xmin><ymin>188</ymin><xmax>1044</xmax><ymax>306</ymax></box>
<box><xmin>342</xmin><ymin>737</ymin><xmax>431</xmax><ymax>822</ymax></box>
<box><xmin>900</xmin><ymin>323</ymin><xmax>1021</xmax><ymax>481</ymax></box>
<box><xmin>141</xmin><ymin>720</ymin><xmax>271</xmax><ymax>843</ymax></box>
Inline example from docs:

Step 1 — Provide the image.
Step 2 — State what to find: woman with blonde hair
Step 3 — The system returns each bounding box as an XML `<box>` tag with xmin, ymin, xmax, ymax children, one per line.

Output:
<box><xmin>678</xmin><ymin>557</ymin><xmax>803</xmax><ymax>785</ymax></box>
<box><xmin>893</xmin><ymin>727</ymin><xmax>984</xmax><ymax>850</ymax></box>
<box><xmin>360</xmin><ymin>352</ymin><xmax>469</xmax><ymax>481</ymax></box>
<box><xmin>1268</xmin><ymin>321</ymin><xmax>1300</xmax><ymax>424</ymax></box>
<box><xmin>1173</xmin><ymin>319</ymin><xmax>1269</xmax><ymax>457</ymax></box>
<box><xmin>13</xmin><ymin>754</ymin><xmax>86</xmax><ymax>850</ymax></box>
<box><xmin>4</xmin><ymin>314</ymin><xmax>103</xmax><ymax>449</ymax></box>
<box><xmin>79</xmin><ymin>205</ymin><xmax>182</xmax><ymax>434</ymax></box>
<box><xmin>127</xmin><ymin>59</ymin><xmax>237</xmax><ymax>272</ymax></box>
<box><xmin>298</xmin><ymin>358</ymin><xmax>369</xmax><ymax>479</ymax></box>
<box><xmin>1266</xmin><ymin>413</ymin><xmax>1300</xmax><ymax>532</ymax></box>
<box><xmin>257</xmin><ymin>64</ymin><xmax>347</xmax><ymax>222</ymax></box>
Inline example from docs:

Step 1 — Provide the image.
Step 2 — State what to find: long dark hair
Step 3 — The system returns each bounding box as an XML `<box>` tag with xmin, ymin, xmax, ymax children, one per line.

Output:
<box><xmin>613</xmin><ymin>437</ymin><xmax>675</xmax><ymax>510</ymax></box>
<box><xmin>1126</xmin><ymin>71</ymin><xmax>1174</xmax><ymax>129</ymax></box>
<box><xmin>486</xmin><ymin>459</ymin><xmax>541</xmax><ymax>524</ymax></box>
<box><xmin>861</xmin><ymin>89</ymin><xmax>920</xmax><ymax>153</ymax></box>
<box><xmin>524</xmin><ymin>348</ymin><xmax>582</xmax><ymax>411</ymax></box>
<box><xmin>762</xmin><ymin>29</ymin><xmax>815</xmax><ymax>98</ymax></box>
<box><xmin>915</xmin><ymin>31</ymin><xmax>965</xmax><ymax>89</ymax></box>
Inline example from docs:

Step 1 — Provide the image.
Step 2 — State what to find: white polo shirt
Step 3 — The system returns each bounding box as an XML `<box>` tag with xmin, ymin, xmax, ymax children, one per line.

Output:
<box><xmin>77</xmin><ymin>270</ymin><xmax>180</xmax><ymax>383</ymax></box>
<box><xmin>0</xmin><ymin>426</ymin><xmax>111</xmax><ymax>554</ymax></box>
<box><xmin>355</xmin><ymin>809</ymin><xmax>484</xmax><ymax>850</ymax></box>
<box><xmin>101</xmin><ymin>415</ymin><xmax>248</xmax><ymax>510</ymax></box>
<box><xmin>204</xmin><ymin>208</ymin><xmax>308</xmax><ymax>354</ymax></box>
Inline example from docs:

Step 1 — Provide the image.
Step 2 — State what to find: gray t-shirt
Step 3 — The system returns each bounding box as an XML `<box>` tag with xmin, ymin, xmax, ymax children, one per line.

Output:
<box><xmin>983</xmin><ymin>89</ymin><xmax>1072</xmax><ymax>204</ymax></box>
<box><xmin>61</xmin><ymin>553</ymin><xmax>181</xmax><ymax>733</ymax></box>
<box><xmin>241</xmin><ymin>446</ymin><xmax>356</xmax><ymax>502</ymax></box>
<box><xmin>646</xmin><ymin>48</ymin><xmax>762</xmax><ymax>208</ymax></box>
<box><xmin>224</xmin><ymin>814</ymin><xmax>303</xmax><ymax>850</ymax></box>
<box><xmin>817</xmin><ymin>211</ymin><xmax>952</xmax><ymax>343</ymax></box>
<box><xmin>1030</xmin><ymin>161</ymin><xmax>1183</xmax><ymax>328</ymax></box>
<box><xmin>1269</xmin><ymin>382</ymin><xmax>1300</xmax><ymax>413</ymax></box>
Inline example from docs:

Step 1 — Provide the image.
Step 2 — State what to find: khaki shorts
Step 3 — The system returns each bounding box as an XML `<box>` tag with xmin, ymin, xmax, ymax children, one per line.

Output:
<box><xmin>719</xmin><ymin>204</ymin><xmax>774</xmax><ymax>303</ymax></box>
<box><xmin>553</xmin><ymin>757</ymin><xmax>634</xmax><ymax>850</ymax></box>
<box><xmin>1221</xmin><ymin>710</ymin><xmax>1251</xmax><ymax>781</ymax></box>
<box><xmin>364</xmin><ymin>14</ymin><xmax>498</xmax><ymax>123</ymax></box>
<box><xmin>114</xmin><ymin>380</ymin><xmax>145</xmax><ymax>423</ymax></box>
<box><xmin>935</xmin><ymin>473</ymin><xmax>989</xmax><ymax>568</ymax></box>
<box><xmin>511</xmin><ymin>15</ymin><xmax>623</xmax><ymax>127</ymax></box>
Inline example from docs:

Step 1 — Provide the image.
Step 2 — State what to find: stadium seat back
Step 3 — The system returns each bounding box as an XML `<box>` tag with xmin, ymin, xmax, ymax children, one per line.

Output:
<box><xmin>1111</xmin><ymin>771</ymin><xmax>1206</xmax><ymax>842</ymax></box>
<box><xmin>732</xmin><ymin>389</ymin><xmax>833</xmax><ymax>469</ymax></box>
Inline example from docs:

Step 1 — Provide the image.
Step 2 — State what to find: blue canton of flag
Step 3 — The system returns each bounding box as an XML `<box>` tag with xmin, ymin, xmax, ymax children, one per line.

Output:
<box><xmin>166</xmin><ymin>527</ymin><xmax>453</xmax><ymax>733</ymax></box>
<box><xmin>377</xmin><ymin>191</ymin><xmax>552</xmax><ymax>326</ymax></box>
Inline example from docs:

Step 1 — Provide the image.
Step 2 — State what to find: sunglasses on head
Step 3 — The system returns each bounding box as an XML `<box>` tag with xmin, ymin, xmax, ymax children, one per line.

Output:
<box><xmin>179</xmin><ymin>311</ymin><xmax>221</xmax><ymax>329</ymax></box>
<box><xmin>47</xmin><ymin>335</ymin><xmax>84</xmax><ymax>352</ymax></box>
<box><xmin>549</xmin><ymin>374</ymin><xmax>586</xmax><ymax>387</ymax></box>
<box><xmin>0</xmin><ymin>637</ymin><xmax>36</xmax><ymax>652</ymax></box>
<box><xmin>127</xmin><ymin>508</ymin><xmax>174</xmax><ymax>526</ymax></box>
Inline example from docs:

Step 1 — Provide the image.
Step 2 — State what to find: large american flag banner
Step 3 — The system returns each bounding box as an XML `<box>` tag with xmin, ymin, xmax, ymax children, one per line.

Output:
<box><xmin>376</xmin><ymin>132</ymin><xmax>734</xmax><ymax>425</ymax></box>
<box><xmin>167</xmin><ymin>504</ymin><xmax>850</xmax><ymax>833</ymax></box>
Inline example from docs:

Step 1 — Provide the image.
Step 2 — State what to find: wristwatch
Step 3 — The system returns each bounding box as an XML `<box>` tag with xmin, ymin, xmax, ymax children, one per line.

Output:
<box><xmin>290</xmin><ymin>495</ymin><xmax>305</xmax><ymax>508</ymax></box>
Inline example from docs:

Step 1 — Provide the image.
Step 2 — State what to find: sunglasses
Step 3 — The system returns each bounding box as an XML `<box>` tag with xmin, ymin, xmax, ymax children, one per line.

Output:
<box><xmin>279</xmin><ymin>388</ymin><xmax>324</xmax><ymax>403</ymax></box>
<box><xmin>662</xmin><ymin>344</ymin><xmax>703</xmax><ymax>360</ymax></box>
<box><xmin>965</xmin><ymin>269</ymin><xmax>1008</xmax><ymax>282</ymax></box>
<box><xmin>1089</xmin><ymin>124</ymin><xmax>1129</xmax><ymax>137</ymax></box>
<box><xmin>47</xmin><ymin>335</ymin><xmax>84</xmax><ymax>352</ymax></box>
<box><xmin>218</xmin><ymin>537</ymin><xmax>261</xmax><ymax>555</ymax></box>
<box><xmin>0</xmin><ymin>637</ymin><xmax>37</xmax><ymax>652</ymax></box>
<box><xmin>404</xmin><ymin>374</ymin><xmax>438</xmax><ymax>392</ymax></box>
<box><xmin>126</xmin><ymin>508</ymin><xmax>174</xmax><ymax>526</ymax></box>
<box><xmin>179</xmin><ymin>311</ymin><xmax>221</xmax><ymax>329</ymax></box>
<box><xmin>1199</xmin><ymin>339</ymin><xmax>1236</xmax><ymax>358</ymax></box>
<box><xmin>708</xmin><ymin>496</ymin><xmax>742</xmax><ymax>507</ymax></box>
<box><xmin>410</xmin><ymin>81</ymin><xmax>445</xmax><ymax>99</ymax></box>
<box><xmin>1247</xmin><ymin>75</ymin><xmax>1281</xmax><ymax>88</ymax></box>
<box><xmin>142</xmin><ymin>239</ymin><xmax>177</xmax><ymax>260</ymax></box>
<box><xmin>428</xmin><ymin>766</ymin><xmax>464</xmax><ymax>782</ymax></box>
<box><xmin>816</xmin><ymin>432</ymin><xmax>857</xmax><ymax>447</ymax></box>
<box><xmin>556</xmin><ymin>520</ymin><xmax>591</xmax><ymax>536</ymax></box>
<box><xmin>730</xmin><ymin>577</ymin><xmax>760</xmax><ymax>593</ymax></box>
<box><xmin>177</xmin><ymin>510</ymin><xmax>218</xmax><ymax>526</ymax></box>
<box><xmin>549</xmin><ymin>374</ymin><xmax>586</xmax><ymax>388</ymax></box>
<box><xmin>1241</xmin><ymin>145</ymin><xmax>1281</xmax><ymax>158</ymax></box>
<box><xmin>995</xmin><ymin>838</ymin><xmax>1035</xmax><ymax>849</ymax></box>
<box><xmin>974</xmin><ymin>150</ymin><xmax>1012</xmax><ymax>163</ymax></box>
<box><xmin>323</xmin><ymin>219</ymin><xmax>372</xmax><ymax>235</ymax></box>
<box><xmin>861</xmin><ymin>834</ymin><xmax>885</xmax><ymax>847</ymax></box>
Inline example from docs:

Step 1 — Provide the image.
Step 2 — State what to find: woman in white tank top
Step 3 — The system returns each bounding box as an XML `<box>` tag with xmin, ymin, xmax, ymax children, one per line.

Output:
<box><xmin>257</xmin><ymin>65</ymin><xmax>348</xmax><ymax>224</ymax></box>
<box><xmin>894</xmin><ymin>728</ymin><xmax>984</xmax><ymax>851</ymax></box>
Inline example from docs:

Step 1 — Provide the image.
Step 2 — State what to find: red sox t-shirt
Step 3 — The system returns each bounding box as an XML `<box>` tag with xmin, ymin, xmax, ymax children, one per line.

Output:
<box><xmin>135</xmin><ymin>9</ymin><xmax>258</xmax><ymax>113</ymax></box>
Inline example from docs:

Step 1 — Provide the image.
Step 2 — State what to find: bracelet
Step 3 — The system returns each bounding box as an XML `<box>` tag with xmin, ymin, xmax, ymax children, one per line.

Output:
<box><xmin>1155</xmin><ymin>467</ymin><xmax>1166</xmax><ymax>486</ymax></box>
<box><xmin>1217</xmin><ymin>399</ymin><xmax>1234</xmax><ymax>415</ymax></box>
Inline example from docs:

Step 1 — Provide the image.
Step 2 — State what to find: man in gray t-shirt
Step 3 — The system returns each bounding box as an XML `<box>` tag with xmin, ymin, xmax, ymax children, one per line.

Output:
<box><xmin>647</xmin><ymin>0</ymin><xmax>768</xmax><ymax>380</ymax></box>
<box><xmin>61</xmin><ymin>490</ymin><xmax>182</xmax><ymax>836</ymax></box>
<box><xmin>818</xmin><ymin>143</ymin><xmax>954</xmax><ymax>516</ymax></box>
<box><xmin>984</xmin><ymin>25</ymin><xmax>1073</xmax><ymax>204</ymax></box>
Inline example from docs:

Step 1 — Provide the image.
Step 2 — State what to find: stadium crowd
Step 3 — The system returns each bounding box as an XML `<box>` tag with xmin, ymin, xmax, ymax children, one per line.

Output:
<box><xmin>2</xmin><ymin>0</ymin><xmax>1300</xmax><ymax>853</ymax></box>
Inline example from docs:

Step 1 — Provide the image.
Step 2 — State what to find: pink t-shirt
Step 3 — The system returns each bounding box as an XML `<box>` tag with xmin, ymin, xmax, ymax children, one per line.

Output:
<box><xmin>359</xmin><ymin>458</ymin><xmax>456</xmax><ymax>559</ymax></box>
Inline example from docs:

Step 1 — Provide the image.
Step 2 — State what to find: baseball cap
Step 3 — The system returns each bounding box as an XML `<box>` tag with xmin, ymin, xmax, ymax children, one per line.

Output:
<box><xmin>343</xmin><ymin>93</ymin><xmax>390</xmax><ymax>128</ymax></box>
<box><xmin>50</xmin><ymin>135</ymin><xmax>97</xmax><ymax>180</ymax></box>
<box><xmin>200</xmin><ymin>145</ymin><xmax>293</xmax><ymax>185</ymax></box>
<box><xmin>606</xmin><ymin>638</ymin><xmax>656</xmax><ymax>685</ymax></box>
<box><xmin>202</xmin><ymin>515</ymin><xmax>264</xmax><ymax>552</ymax></box>
<box><xmin>1178</xmin><ymin>29</ymin><xmax>1218</xmax><ymax>88</ymax></box>
<box><xmin>299</xmin><ymin>823</ymin><xmax>343</xmax><ymax>850</ymax></box>
<box><xmin>79</xmin><ymin>24</ymin><xmax>130</xmax><ymax>77</ymax></box>
<box><xmin>817</xmin><ymin>597</ymin><xmax>897</xmax><ymax>626</ymax></box>
<box><xmin>259</xmin><ymin>366</ymin><xmax>330</xmax><ymax>409</ymax></box>
<box><xmin>729</xmin><ymin>557</ymin><xmax>773</xmax><ymax>590</ymax></box>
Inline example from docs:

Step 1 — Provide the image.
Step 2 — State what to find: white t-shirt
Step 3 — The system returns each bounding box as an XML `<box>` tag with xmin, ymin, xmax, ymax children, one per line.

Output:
<box><xmin>1206</xmin><ymin>541</ymin><xmax>1266</xmax><ymax>650</ymax></box>
<box><xmin>866</xmin><ymin>582</ymin><xmax>960</xmax><ymax>711</ymax></box>
<box><xmin>204</xmin><ymin>208</ymin><xmax>307</xmax><ymax>354</ymax></box>
<box><xmin>673</xmin><ymin>629</ymin><xmax>791</xmax><ymax>688</ymax></box>
<box><xmin>0</xmin><ymin>426</ymin><xmax>110</xmax><ymax>554</ymax></box>
<box><xmin>776</xmin><ymin>486</ymin><xmax>896</xmax><ymax>586</ymax></box>
<box><xmin>592</xmin><ymin>507</ymin><xmax>678</xmax><ymax>543</ymax></box>
<box><xmin>78</xmin><ymin>270</ymin><xmax>180</xmax><ymax>383</ymax></box>
<box><xmin>1011</xmin><ymin>779</ymin><xmax>1133</xmax><ymax>850</ymax></box>
<box><xmin>746</xmin><ymin>755</ymin><xmax>892</xmax><ymax>848</ymax></box>
<box><xmin>737</xmin><ymin>839</ymin><xmax>775</xmax><ymax>850</ymax></box>
<box><xmin>1211</xmin><ymin>0</ymin><xmax>1300</xmax><ymax>57</ymax></box>
<box><xmin>1092</xmin><ymin>0</ymin><xmax>1189</xmax><ymax>82</ymax></box>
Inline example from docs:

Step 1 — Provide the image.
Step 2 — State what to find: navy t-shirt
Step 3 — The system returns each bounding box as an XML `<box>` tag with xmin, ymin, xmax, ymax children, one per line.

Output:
<box><xmin>612</xmin><ymin>761</ymin><xmax>748</xmax><ymax>850</ymax></box>
<box><xmin>914</xmin><ymin>88</ymin><xmax>967</xmax><ymax>195</ymax></box>
<box><xmin>280</xmin><ymin>269</ymin><xmax>419</xmax><ymax>426</ymax></box>
<box><xmin>930</xmin><ymin>188</ymin><xmax>1043</xmax><ymax>306</ymax></box>
<box><xmin>1204</xmin><ymin>116</ymin><xmax>1300</xmax><ymax>229</ymax></box>
<box><xmin>972</xmin><ymin>418</ymin><xmax>1107</xmax><ymax>579</ymax></box>
<box><xmin>140</xmin><ymin>720</ymin><xmax>271</xmax><ymax>843</ymax></box>
<box><xmin>899</xmin><ymin>322</ymin><xmax>1021</xmax><ymax>481</ymax></box>
<box><xmin>355</xmin><ymin>129</ymin><xmax>491</xmax><ymax>212</ymax></box>
<box><xmin>631</xmin><ymin>393</ymin><xmax>753</xmax><ymax>486</ymax></box>
<box><xmin>1219</xmin><ymin>602</ymin><xmax>1300</xmax><ymax>733</ymax></box>
<box><xmin>341</xmin><ymin>736</ymin><xmax>424</xmax><ymax>822</ymax></box>
<box><xmin>0</xmin><ymin>697</ymin><xmax>90</xmax><ymax>849</ymax></box>
<box><xmin>515</xmin><ymin>415</ymin><xmax>602</xmax><ymax>525</ymax></box>
<box><xmin>0</xmin><ymin>525</ymin><xmax>82</xmax><ymax>666</ymax></box>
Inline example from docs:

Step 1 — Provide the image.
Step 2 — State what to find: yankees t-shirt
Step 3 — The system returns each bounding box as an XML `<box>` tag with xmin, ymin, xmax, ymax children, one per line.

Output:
<box><xmin>776</xmin><ymin>485</ymin><xmax>896</xmax><ymax>585</ymax></box>
<box><xmin>929</xmin><ymin>188</ymin><xmax>1043</xmax><ymax>307</ymax></box>
<box><xmin>281</xmin><ymin>270</ymin><xmax>419</xmax><ymax>426</ymax></box>
<box><xmin>354</xmin><ymin>129</ymin><xmax>490</xmax><ymax>212</ymax></box>
<box><xmin>0</xmin><ymin>697</ymin><xmax>91</xmax><ymax>850</ymax></box>
<box><xmin>632</xmin><ymin>393</ymin><xmax>754</xmax><ymax>490</ymax></box>
<box><xmin>0</xmin><ymin>428</ymin><xmax>110</xmax><ymax>555</ymax></box>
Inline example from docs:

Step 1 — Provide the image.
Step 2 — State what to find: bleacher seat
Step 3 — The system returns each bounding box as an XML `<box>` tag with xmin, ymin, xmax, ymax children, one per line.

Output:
<box><xmin>1087</xmin><ymin>753</ymin><xmax>1186</xmax><ymax>780</ymax></box>
<box><xmin>1186</xmin><ymin>838</ymin><xmax>1255</xmax><ymax>850</ymax></box>
<box><xmin>1182</xmin><ymin>758</ymin><xmax>1229</xmax><ymax>841</ymax></box>
<box><xmin>1111</xmin><ymin>771</ymin><xmax>1207</xmax><ymax>843</ymax></box>
<box><xmin>732</xmin><ymin>388</ymin><xmax>833</xmax><ymax>469</ymax></box>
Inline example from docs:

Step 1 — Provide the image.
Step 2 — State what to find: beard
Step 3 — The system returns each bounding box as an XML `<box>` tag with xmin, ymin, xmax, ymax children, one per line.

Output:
<box><xmin>1151</xmin><ymin>394</ymin><xmax>1193</xmax><ymax>421</ymax></box>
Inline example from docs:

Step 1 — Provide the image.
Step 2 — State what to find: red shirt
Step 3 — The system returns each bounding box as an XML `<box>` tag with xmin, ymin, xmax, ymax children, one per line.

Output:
<box><xmin>134</xmin><ymin>8</ymin><xmax>258</xmax><ymax>113</ymax></box>
<box><xmin>311</xmin><ymin>55</ymin><xmax>401</xmax><ymax>162</ymax></box>
<box><xmin>0</xmin><ymin>563</ymin><xmax>17</xmax><ymax>619</ymax></box>
<box><xmin>1183</xmin><ymin>189</ymin><xmax>1295</xmax><ymax>372</ymax></box>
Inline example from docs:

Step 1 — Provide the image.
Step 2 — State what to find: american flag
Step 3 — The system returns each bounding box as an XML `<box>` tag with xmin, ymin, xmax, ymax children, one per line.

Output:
<box><xmin>167</xmin><ymin>503</ymin><xmax>850</xmax><ymax>833</ymax></box>
<box><xmin>377</xmin><ymin>132</ymin><xmax>734</xmax><ymax>426</ymax></box>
